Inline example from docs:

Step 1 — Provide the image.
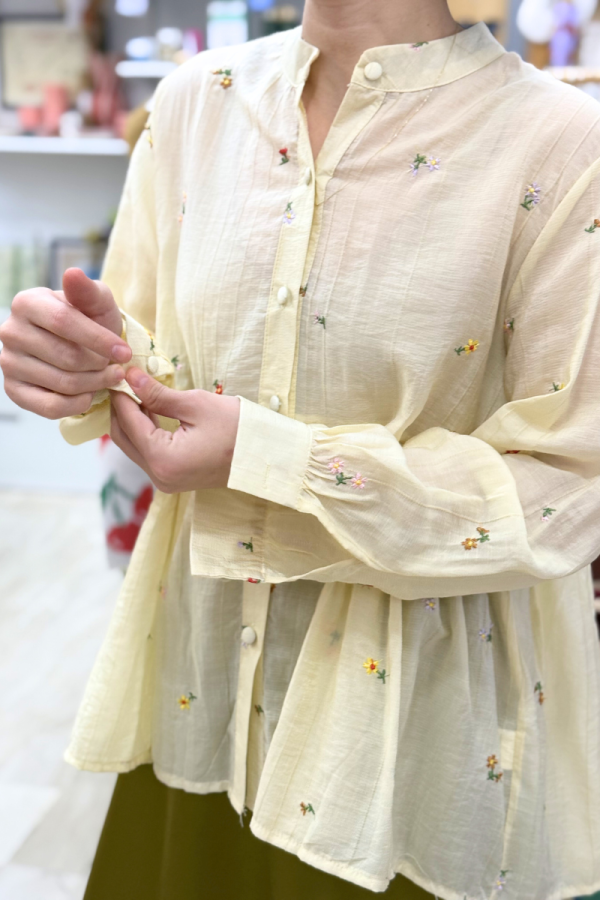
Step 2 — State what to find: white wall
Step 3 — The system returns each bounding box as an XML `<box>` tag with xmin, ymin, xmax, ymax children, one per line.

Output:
<box><xmin>0</xmin><ymin>152</ymin><xmax>128</xmax><ymax>491</ymax></box>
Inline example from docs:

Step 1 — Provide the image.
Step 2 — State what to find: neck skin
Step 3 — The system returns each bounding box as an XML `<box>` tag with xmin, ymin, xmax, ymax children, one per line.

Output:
<box><xmin>301</xmin><ymin>0</ymin><xmax>464</xmax><ymax>160</ymax></box>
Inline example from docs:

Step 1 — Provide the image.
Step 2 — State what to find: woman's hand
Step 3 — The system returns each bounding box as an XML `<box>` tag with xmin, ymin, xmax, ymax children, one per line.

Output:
<box><xmin>110</xmin><ymin>367</ymin><xmax>241</xmax><ymax>492</ymax></box>
<box><xmin>0</xmin><ymin>269</ymin><xmax>131</xmax><ymax>419</ymax></box>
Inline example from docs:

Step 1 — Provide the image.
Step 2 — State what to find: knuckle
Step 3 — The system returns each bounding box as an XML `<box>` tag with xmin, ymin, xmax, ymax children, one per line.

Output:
<box><xmin>62</xmin><ymin>345</ymin><xmax>84</xmax><ymax>371</ymax></box>
<box><xmin>0</xmin><ymin>349</ymin><xmax>14</xmax><ymax>376</ymax></box>
<box><xmin>39</xmin><ymin>394</ymin><xmax>62</xmax><ymax>420</ymax></box>
<box><xmin>11</xmin><ymin>290</ymin><xmax>31</xmax><ymax>316</ymax></box>
<box><xmin>2</xmin><ymin>379</ymin><xmax>17</xmax><ymax>403</ymax></box>
<box><xmin>48</xmin><ymin>304</ymin><xmax>69</xmax><ymax>333</ymax></box>
<box><xmin>0</xmin><ymin>317</ymin><xmax>14</xmax><ymax>346</ymax></box>
<box><xmin>55</xmin><ymin>370</ymin><xmax>75</xmax><ymax>394</ymax></box>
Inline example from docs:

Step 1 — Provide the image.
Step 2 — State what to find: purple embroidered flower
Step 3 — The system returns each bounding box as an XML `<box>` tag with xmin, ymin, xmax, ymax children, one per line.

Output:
<box><xmin>409</xmin><ymin>153</ymin><xmax>428</xmax><ymax>176</ymax></box>
<box><xmin>478</xmin><ymin>625</ymin><xmax>493</xmax><ymax>642</ymax></box>
<box><xmin>426</xmin><ymin>155</ymin><xmax>441</xmax><ymax>172</ymax></box>
<box><xmin>237</xmin><ymin>539</ymin><xmax>254</xmax><ymax>552</ymax></box>
<box><xmin>351</xmin><ymin>473</ymin><xmax>367</xmax><ymax>490</ymax></box>
<box><xmin>495</xmin><ymin>870</ymin><xmax>509</xmax><ymax>891</ymax></box>
<box><xmin>282</xmin><ymin>202</ymin><xmax>296</xmax><ymax>225</ymax></box>
<box><xmin>520</xmin><ymin>182</ymin><xmax>541</xmax><ymax>211</ymax></box>
<box><xmin>423</xmin><ymin>598</ymin><xmax>437</xmax><ymax>611</ymax></box>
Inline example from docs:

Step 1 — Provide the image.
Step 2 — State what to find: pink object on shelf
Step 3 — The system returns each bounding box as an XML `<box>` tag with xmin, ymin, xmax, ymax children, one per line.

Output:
<box><xmin>18</xmin><ymin>106</ymin><xmax>42</xmax><ymax>135</ymax></box>
<box><xmin>41</xmin><ymin>83</ymin><xmax>70</xmax><ymax>136</ymax></box>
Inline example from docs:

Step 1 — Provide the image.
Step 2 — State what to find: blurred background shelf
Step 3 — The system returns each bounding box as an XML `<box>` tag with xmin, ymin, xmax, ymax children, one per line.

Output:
<box><xmin>115</xmin><ymin>59</ymin><xmax>177</xmax><ymax>78</ymax></box>
<box><xmin>0</xmin><ymin>136</ymin><xmax>129</xmax><ymax>156</ymax></box>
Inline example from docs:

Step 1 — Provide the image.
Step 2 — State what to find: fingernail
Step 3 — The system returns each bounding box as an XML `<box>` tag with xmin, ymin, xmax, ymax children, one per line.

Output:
<box><xmin>128</xmin><ymin>367</ymin><xmax>148</xmax><ymax>389</ymax></box>
<box><xmin>112</xmin><ymin>345</ymin><xmax>131</xmax><ymax>363</ymax></box>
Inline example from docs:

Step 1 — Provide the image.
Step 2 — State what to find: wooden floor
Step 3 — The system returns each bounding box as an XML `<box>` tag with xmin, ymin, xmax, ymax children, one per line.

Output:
<box><xmin>0</xmin><ymin>490</ymin><xmax>122</xmax><ymax>900</ymax></box>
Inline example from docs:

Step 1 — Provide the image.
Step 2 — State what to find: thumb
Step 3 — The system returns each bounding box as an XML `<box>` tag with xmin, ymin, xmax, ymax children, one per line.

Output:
<box><xmin>62</xmin><ymin>268</ymin><xmax>123</xmax><ymax>337</ymax></box>
<box><xmin>126</xmin><ymin>367</ymin><xmax>194</xmax><ymax>420</ymax></box>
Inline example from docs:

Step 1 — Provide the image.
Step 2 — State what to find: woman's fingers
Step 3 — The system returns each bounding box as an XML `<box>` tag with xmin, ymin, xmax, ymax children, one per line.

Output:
<box><xmin>10</xmin><ymin>288</ymin><xmax>130</xmax><ymax>361</ymax></box>
<box><xmin>5</xmin><ymin>381</ymin><xmax>95</xmax><ymax>420</ymax></box>
<box><xmin>0</xmin><ymin>350</ymin><xmax>125</xmax><ymax>396</ymax></box>
<box><xmin>110</xmin><ymin>403</ymin><xmax>153</xmax><ymax>475</ymax></box>
<box><xmin>1</xmin><ymin>317</ymin><xmax>113</xmax><ymax>372</ymax></box>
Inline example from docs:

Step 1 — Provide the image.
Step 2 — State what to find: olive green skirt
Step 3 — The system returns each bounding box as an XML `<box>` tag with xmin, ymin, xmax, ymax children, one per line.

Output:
<box><xmin>84</xmin><ymin>765</ymin><xmax>433</xmax><ymax>900</ymax></box>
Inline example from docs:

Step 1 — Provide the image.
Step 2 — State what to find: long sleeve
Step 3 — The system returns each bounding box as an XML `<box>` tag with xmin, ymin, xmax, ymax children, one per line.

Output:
<box><xmin>59</xmin><ymin>86</ymin><xmax>175</xmax><ymax>446</ymax></box>
<box><xmin>227</xmin><ymin>154</ymin><xmax>600</xmax><ymax>596</ymax></box>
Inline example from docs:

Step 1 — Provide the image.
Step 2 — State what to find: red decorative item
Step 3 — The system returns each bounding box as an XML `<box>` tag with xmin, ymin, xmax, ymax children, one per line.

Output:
<box><xmin>107</xmin><ymin>484</ymin><xmax>154</xmax><ymax>553</ymax></box>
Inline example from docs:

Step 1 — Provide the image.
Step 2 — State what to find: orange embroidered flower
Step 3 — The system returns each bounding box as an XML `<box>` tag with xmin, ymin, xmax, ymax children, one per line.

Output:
<box><xmin>534</xmin><ymin>681</ymin><xmax>545</xmax><ymax>704</ymax></box>
<box><xmin>212</xmin><ymin>68</ymin><xmax>233</xmax><ymax>88</ymax></box>
<box><xmin>213</xmin><ymin>380</ymin><xmax>224</xmax><ymax>394</ymax></box>
<box><xmin>462</xmin><ymin>527</ymin><xmax>491</xmax><ymax>550</ymax></box>
<box><xmin>363</xmin><ymin>657</ymin><xmax>379</xmax><ymax>674</ymax></box>
<box><xmin>486</xmin><ymin>754</ymin><xmax>504</xmax><ymax>782</ymax></box>
<box><xmin>300</xmin><ymin>802</ymin><xmax>315</xmax><ymax>816</ymax></box>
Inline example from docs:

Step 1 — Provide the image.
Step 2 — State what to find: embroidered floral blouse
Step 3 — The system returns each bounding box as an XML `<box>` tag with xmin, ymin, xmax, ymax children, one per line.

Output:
<box><xmin>59</xmin><ymin>22</ymin><xmax>600</xmax><ymax>900</ymax></box>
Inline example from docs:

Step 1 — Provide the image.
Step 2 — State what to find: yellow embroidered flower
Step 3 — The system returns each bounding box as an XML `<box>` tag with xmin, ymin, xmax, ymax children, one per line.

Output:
<box><xmin>462</xmin><ymin>537</ymin><xmax>479</xmax><ymax>550</ymax></box>
<box><xmin>178</xmin><ymin>691</ymin><xmax>197</xmax><ymax>710</ymax></box>
<box><xmin>363</xmin><ymin>657</ymin><xmax>379</xmax><ymax>674</ymax></box>
<box><xmin>551</xmin><ymin>382</ymin><xmax>565</xmax><ymax>392</ymax></box>
<box><xmin>455</xmin><ymin>339</ymin><xmax>480</xmax><ymax>356</ymax></box>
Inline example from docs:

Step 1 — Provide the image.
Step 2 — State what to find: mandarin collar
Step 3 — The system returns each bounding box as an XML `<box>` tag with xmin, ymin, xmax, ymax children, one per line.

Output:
<box><xmin>281</xmin><ymin>21</ymin><xmax>506</xmax><ymax>93</ymax></box>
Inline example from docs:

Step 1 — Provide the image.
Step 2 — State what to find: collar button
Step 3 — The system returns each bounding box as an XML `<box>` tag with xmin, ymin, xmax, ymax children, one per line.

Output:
<box><xmin>364</xmin><ymin>61</ymin><xmax>383</xmax><ymax>81</ymax></box>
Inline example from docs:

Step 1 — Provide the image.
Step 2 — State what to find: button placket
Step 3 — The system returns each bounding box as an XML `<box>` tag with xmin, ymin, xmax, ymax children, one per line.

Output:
<box><xmin>257</xmin><ymin>155</ymin><xmax>316</xmax><ymax>417</ymax></box>
<box><xmin>230</xmin><ymin>581</ymin><xmax>271</xmax><ymax>813</ymax></box>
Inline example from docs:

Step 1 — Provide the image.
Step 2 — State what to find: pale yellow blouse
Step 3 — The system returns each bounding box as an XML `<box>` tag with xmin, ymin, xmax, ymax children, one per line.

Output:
<box><xmin>60</xmin><ymin>22</ymin><xmax>600</xmax><ymax>899</ymax></box>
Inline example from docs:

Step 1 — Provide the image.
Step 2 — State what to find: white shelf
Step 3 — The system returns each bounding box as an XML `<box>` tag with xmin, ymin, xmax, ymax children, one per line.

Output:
<box><xmin>115</xmin><ymin>60</ymin><xmax>177</xmax><ymax>79</ymax></box>
<box><xmin>0</xmin><ymin>136</ymin><xmax>129</xmax><ymax>156</ymax></box>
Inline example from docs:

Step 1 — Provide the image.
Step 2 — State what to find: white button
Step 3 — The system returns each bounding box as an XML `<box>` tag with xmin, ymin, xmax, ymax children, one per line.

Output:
<box><xmin>277</xmin><ymin>286</ymin><xmax>290</xmax><ymax>305</ymax></box>
<box><xmin>303</xmin><ymin>167</ymin><xmax>312</xmax><ymax>185</ymax></box>
<box><xmin>147</xmin><ymin>356</ymin><xmax>160</xmax><ymax>374</ymax></box>
<box><xmin>364</xmin><ymin>61</ymin><xmax>383</xmax><ymax>81</ymax></box>
<box><xmin>241</xmin><ymin>626</ymin><xmax>257</xmax><ymax>646</ymax></box>
<box><xmin>269</xmin><ymin>394</ymin><xmax>281</xmax><ymax>411</ymax></box>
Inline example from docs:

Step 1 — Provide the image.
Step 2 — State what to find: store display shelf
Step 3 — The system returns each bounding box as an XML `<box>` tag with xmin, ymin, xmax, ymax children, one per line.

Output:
<box><xmin>115</xmin><ymin>60</ymin><xmax>178</xmax><ymax>79</ymax></box>
<box><xmin>545</xmin><ymin>66</ymin><xmax>600</xmax><ymax>85</ymax></box>
<box><xmin>0</xmin><ymin>136</ymin><xmax>129</xmax><ymax>156</ymax></box>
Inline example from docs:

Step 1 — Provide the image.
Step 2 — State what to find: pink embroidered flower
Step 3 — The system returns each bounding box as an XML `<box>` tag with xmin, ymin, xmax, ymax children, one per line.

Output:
<box><xmin>351</xmin><ymin>473</ymin><xmax>367</xmax><ymax>489</ymax></box>
<box><xmin>328</xmin><ymin>458</ymin><xmax>345</xmax><ymax>473</ymax></box>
